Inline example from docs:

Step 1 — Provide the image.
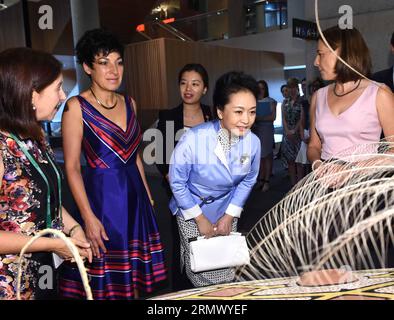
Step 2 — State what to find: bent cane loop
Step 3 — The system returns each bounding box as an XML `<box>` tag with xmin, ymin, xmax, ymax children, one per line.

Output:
<box><xmin>16</xmin><ymin>229</ymin><xmax>93</xmax><ymax>300</ymax></box>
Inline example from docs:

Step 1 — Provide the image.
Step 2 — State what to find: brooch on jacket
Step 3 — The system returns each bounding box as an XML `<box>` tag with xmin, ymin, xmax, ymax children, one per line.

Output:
<box><xmin>240</xmin><ymin>154</ymin><xmax>250</xmax><ymax>165</ymax></box>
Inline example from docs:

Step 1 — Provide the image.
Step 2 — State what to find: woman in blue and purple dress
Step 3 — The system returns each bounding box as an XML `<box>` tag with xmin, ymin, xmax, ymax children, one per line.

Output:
<box><xmin>59</xmin><ymin>29</ymin><xmax>166</xmax><ymax>299</ymax></box>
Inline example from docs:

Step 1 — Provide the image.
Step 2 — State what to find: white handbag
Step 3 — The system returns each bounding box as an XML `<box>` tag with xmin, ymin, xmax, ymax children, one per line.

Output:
<box><xmin>189</xmin><ymin>232</ymin><xmax>250</xmax><ymax>273</ymax></box>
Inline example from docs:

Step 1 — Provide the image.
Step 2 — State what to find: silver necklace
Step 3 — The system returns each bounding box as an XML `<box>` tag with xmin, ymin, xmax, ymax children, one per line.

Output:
<box><xmin>90</xmin><ymin>88</ymin><xmax>117</xmax><ymax>110</ymax></box>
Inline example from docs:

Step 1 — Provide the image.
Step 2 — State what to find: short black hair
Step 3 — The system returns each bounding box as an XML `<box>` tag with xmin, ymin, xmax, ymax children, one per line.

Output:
<box><xmin>178</xmin><ymin>63</ymin><xmax>209</xmax><ymax>89</ymax></box>
<box><xmin>213</xmin><ymin>71</ymin><xmax>259</xmax><ymax>117</ymax></box>
<box><xmin>391</xmin><ymin>32</ymin><xmax>394</xmax><ymax>47</ymax></box>
<box><xmin>75</xmin><ymin>28</ymin><xmax>124</xmax><ymax>68</ymax></box>
<box><xmin>280</xmin><ymin>84</ymin><xmax>288</xmax><ymax>92</ymax></box>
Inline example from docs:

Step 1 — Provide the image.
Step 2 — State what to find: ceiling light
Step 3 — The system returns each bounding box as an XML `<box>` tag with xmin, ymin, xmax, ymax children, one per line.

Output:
<box><xmin>0</xmin><ymin>0</ymin><xmax>7</xmax><ymax>10</ymax></box>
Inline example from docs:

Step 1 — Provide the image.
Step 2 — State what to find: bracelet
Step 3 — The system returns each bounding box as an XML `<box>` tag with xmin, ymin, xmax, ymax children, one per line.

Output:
<box><xmin>312</xmin><ymin>160</ymin><xmax>323</xmax><ymax>171</ymax></box>
<box><xmin>150</xmin><ymin>199</ymin><xmax>155</xmax><ymax>207</ymax></box>
<box><xmin>69</xmin><ymin>224</ymin><xmax>81</xmax><ymax>237</ymax></box>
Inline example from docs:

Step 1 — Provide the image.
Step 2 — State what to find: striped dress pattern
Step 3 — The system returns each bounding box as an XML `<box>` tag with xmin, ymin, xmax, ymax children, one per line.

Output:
<box><xmin>59</xmin><ymin>96</ymin><xmax>167</xmax><ymax>300</ymax></box>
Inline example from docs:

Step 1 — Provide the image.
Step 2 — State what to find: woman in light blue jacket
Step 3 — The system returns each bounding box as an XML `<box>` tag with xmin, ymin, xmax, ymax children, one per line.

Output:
<box><xmin>169</xmin><ymin>71</ymin><xmax>261</xmax><ymax>287</ymax></box>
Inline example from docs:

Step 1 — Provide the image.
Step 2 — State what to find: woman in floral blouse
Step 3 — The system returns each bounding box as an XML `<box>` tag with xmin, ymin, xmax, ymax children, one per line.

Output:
<box><xmin>0</xmin><ymin>48</ymin><xmax>92</xmax><ymax>300</ymax></box>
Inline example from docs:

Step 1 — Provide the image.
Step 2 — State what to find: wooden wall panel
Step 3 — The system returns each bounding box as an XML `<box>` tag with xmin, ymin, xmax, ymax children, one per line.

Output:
<box><xmin>124</xmin><ymin>38</ymin><xmax>284</xmax><ymax>130</ymax></box>
<box><xmin>124</xmin><ymin>39</ymin><xmax>168</xmax><ymax>128</ymax></box>
<box><xmin>163</xmin><ymin>39</ymin><xmax>284</xmax><ymax>117</ymax></box>
<box><xmin>0</xmin><ymin>2</ymin><xmax>26</xmax><ymax>52</ymax></box>
<box><xmin>98</xmin><ymin>0</ymin><xmax>157</xmax><ymax>44</ymax></box>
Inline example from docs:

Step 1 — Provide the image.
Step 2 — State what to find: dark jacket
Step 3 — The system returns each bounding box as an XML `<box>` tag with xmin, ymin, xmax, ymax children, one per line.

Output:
<box><xmin>372</xmin><ymin>67</ymin><xmax>394</xmax><ymax>92</ymax></box>
<box><xmin>156</xmin><ymin>104</ymin><xmax>213</xmax><ymax>177</ymax></box>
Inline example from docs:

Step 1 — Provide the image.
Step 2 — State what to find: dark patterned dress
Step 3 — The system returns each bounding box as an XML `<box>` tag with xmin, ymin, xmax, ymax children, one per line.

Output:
<box><xmin>59</xmin><ymin>96</ymin><xmax>167</xmax><ymax>300</ymax></box>
<box><xmin>0</xmin><ymin>133</ymin><xmax>61</xmax><ymax>300</ymax></box>
<box><xmin>282</xmin><ymin>97</ymin><xmax>303</xmax><ymax>162</ymax></box>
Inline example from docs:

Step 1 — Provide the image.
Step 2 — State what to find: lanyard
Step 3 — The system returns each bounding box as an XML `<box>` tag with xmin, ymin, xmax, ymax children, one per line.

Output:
<box><xmin>9</xmin><ymin>133</ymin><xmax>62</xmax><ymax>229</ymax></box>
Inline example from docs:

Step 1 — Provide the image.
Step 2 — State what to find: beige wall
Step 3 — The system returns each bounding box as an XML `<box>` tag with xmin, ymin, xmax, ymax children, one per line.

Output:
<box><xmin>213</xmin><ymin>0</ymin><xmax>307</xmax><ymax>68</ymax></box>
<box><xmin>124</xmin><ymin>38</ymin><xmax>284</xmax><ymax>130</ymax></box>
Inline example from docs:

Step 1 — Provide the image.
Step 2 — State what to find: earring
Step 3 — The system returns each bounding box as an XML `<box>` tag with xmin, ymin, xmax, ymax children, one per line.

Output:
<box><xmin>32</xmin><ymin>103</ymin><xmax>36</xmax><ymax>111</ymax></box>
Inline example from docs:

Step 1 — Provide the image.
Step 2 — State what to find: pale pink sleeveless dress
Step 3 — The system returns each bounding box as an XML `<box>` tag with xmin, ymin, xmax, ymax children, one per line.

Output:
<box><xmin>315</xmin><ymin>82</ymin><xmax>382</xmax><ymax>160</ymax></box>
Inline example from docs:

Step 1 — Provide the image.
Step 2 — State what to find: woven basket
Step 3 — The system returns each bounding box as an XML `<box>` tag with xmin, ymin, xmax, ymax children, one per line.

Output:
<box><xmin>16</xmin><ymin>229</ymin><xmax>93</xmax><ymax>300</ymax></box>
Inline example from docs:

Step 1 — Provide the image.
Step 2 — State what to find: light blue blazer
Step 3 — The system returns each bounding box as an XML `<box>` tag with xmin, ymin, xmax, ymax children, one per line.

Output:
<box><xmin>169</xmin><ymin>120</ymin><xmax>261</xmax><ymax>224</ymax></box>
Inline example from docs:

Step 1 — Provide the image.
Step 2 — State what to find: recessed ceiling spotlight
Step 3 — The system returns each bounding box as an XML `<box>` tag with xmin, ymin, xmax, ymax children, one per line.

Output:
<box><xmin>0</xmin><ymin>0</ymin><xmax>7</xmax><ymax>10</ymax></box>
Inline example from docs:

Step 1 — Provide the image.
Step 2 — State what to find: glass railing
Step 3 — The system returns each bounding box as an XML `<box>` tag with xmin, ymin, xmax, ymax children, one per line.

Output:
<box><xmin>138</xmin><ymin>8</ymin><xmax>229</xmax><ymax>42</ymax></box>
<box><xmin>169</xmin><ymin>8</ymin><xmax>229</xmax><ymax>42</ymax></box>
<box><xmin>137</xmin><ymin>1</ymin><xmax>288</xmax><ymax>42</ymax></box>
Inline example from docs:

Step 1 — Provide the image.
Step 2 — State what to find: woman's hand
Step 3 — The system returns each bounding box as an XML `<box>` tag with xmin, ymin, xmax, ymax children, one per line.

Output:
<box><xmin>195</xmin><ymin>214</ymin><xmax>215</xmax><ymax>238</ymax></box>
<box><xmin>70</xmin><ymin>227</ymin><xmax>93</xmax><ymax>263</ymax></box>
<box><xmin>215</xmin><ymin>214</ymin><xmax>233</xmax><ymax>236</ymax></box>
<box><xmin>51</xmin><ymin>237</ymin><xmax>91</xmax><ymax>261</ymax></box>
<box><xmin>83</xmin><ymin>215</ymin><xmax>109</xmax><ymax>258</ymax></box>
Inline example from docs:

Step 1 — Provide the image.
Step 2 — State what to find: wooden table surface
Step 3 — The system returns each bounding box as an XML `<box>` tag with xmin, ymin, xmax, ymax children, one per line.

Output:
<box><xmin>152</xmin><ymin>269</ymin><xmax>394</xmax><ymax>300</ymax></box>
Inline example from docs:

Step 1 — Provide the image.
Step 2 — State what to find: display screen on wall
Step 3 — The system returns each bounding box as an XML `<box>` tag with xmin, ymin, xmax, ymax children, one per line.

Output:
<box><xmin>292</xmin><ymin>18</ymin><xmax>318</xmax><ymax>40</ymax></box>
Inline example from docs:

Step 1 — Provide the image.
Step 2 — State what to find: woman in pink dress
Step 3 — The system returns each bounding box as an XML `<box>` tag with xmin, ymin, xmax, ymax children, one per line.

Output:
<box><xmin>308</xmin><ymin>26</ymin><xmax>394</xmax><ymax>178</ymax></box>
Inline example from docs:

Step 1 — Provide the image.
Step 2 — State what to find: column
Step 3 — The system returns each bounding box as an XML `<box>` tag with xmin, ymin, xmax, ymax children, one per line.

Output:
<box><xmin>227</xmin><ymin>0</ymin><xmax>245</xmax><ymax>38</ymax></box>
<box><xmin>70</xmin><ymin>0</ymin><xmax>100</xmax><ymax>92</ymax></box>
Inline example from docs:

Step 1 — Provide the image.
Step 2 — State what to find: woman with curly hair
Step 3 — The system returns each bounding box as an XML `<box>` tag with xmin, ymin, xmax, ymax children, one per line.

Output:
<box><xmin>59</xmin><ymin>29</ymin><xmax>167</xmax><ymax>300</ymax></box>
